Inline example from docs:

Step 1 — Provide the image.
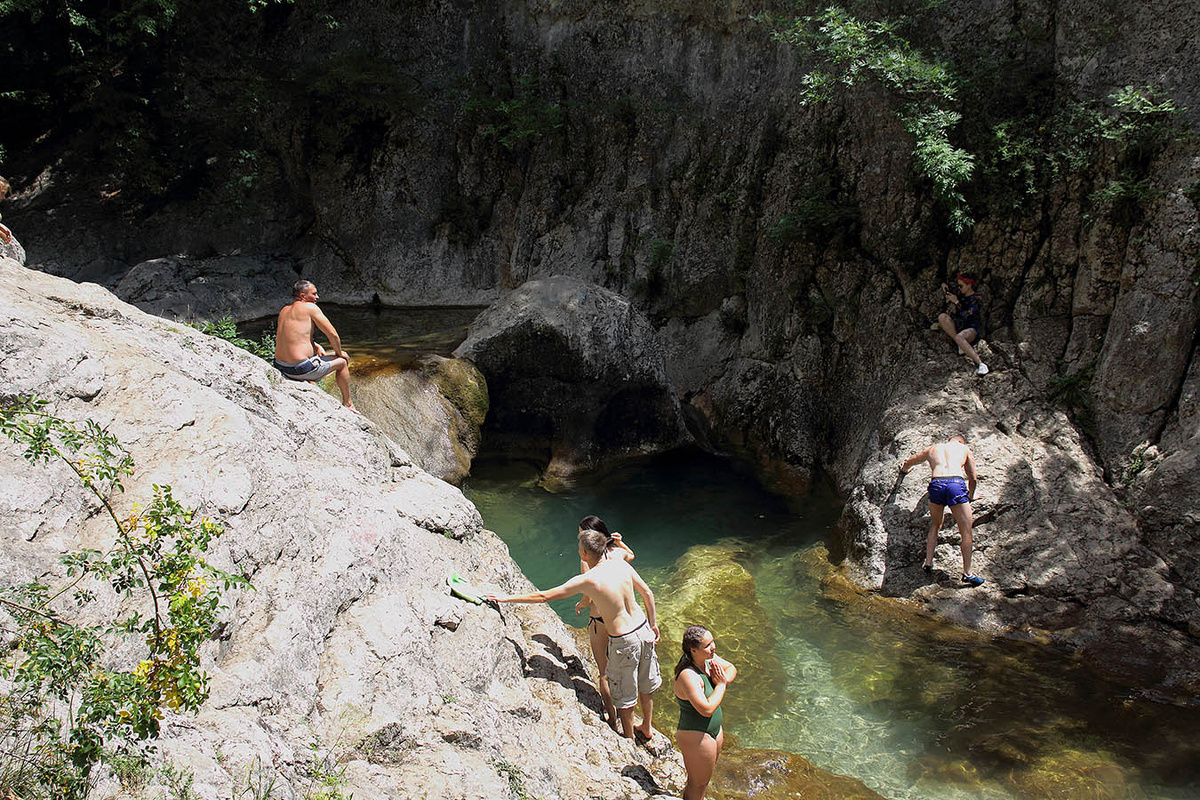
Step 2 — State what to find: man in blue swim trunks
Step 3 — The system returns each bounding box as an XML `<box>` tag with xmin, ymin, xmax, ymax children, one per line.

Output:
<box><xmin>900</xmin><ymin>434</ymin><xmax>984</xmax><ymax>586</ymax></box>
<box><xmin>273</xmin><ymin>280</ymin><xmax>355</xmax><ymax>410</ymax></box>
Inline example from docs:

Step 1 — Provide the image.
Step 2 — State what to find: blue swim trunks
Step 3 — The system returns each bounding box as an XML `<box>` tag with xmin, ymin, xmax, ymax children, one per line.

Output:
<box><xmin>928</xmin><ymin>477</ymin><xmax>970</xmax><ymax>506</ymax></box>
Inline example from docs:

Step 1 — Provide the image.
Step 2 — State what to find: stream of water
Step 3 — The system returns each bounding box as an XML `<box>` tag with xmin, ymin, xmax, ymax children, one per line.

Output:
<box><xmin>246</xmin><ymin>307</ymin><xmax>1200</xmax><ymax>800</ymax></box>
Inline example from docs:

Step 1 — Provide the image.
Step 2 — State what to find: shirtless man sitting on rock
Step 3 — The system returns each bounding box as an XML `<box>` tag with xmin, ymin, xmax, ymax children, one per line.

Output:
<box><xmin>487</xmin><ymin>529</ymin><xmax>661</xmax><ymax>741</ymax></box>
<box><xmin>900</xmin><ymin>434</ymin><xmax>984</xmax><ymax>587</ymax></box>
<box><xmin>273</xmin><ymin>280</ymin><xmax>355</xmax><ymax>410</ymax></box>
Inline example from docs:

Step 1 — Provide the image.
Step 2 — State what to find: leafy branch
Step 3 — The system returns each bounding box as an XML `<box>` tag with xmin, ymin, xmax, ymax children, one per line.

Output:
<box><xmin>0</xmin><ymin>396</ymin><xmax>248</xmax><ymax>799</ymax></box>
<box><xmin>766</xmin><ymin>6</ymin><xmax>976</xmax><ymax>232</ymax></box>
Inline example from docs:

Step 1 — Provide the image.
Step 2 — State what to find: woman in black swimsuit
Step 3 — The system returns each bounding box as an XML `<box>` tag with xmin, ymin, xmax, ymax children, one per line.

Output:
<box><xmin>574</xmin><ymin>515</ymin><xmax>634</xmax><ymax>729</ymax></box>
<box><xmin>673</xmin><ymin>625</ymin><xmax>737</xmax><ymax>800</ymax></box>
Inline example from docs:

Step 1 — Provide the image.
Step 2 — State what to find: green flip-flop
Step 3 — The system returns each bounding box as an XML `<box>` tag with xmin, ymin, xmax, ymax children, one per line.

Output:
<box><xmin>448</xmin><ymin>570</ymin><xmax>484</xmax><ymax>605</ymax></box>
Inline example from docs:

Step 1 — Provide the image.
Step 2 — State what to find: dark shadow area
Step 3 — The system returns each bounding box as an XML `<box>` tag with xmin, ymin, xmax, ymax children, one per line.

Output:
<box><xmin>526</xmin><ymin>633</ymin><xmax>606</xmax><ymax>719</ymax></box>
<box><xmin>620</xmin><ymin>764</ymin><xmax>664</xmax><ymax>794</ymax></box>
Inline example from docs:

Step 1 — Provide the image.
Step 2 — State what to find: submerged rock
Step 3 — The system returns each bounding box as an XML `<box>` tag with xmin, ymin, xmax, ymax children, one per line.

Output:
<box><xmin>712</xmin><ymin>745</ymin><xmax>886</xmax><ymax>800</ymax></box>
<box><xmin>651</xmin><ymin>541</ymin><xmax>787</xmax><ymax>733</ymax></box>
<box><xmin>454</xmin><ymin>276</ymin><xmax>688</xmax><ymax>488</ymax></box>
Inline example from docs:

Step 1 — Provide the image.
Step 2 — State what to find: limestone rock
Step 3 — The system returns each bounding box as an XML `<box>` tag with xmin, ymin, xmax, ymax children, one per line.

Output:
<box><xmin>830</xmin><ymin>351</ymin><xmax>1200</xmax><ymax>699</ymax></box>
<box><xmin>114</xmin><ymin>254</ymin><xmax>301</xmax><ymax>322</ymax></box>
<box><xmin>454</xmin><ymin>276</ymin><xmax>688</xmax><ymax>488</ymax></box>
<box><xmin>351</xmin><ymin>356</ymin><xmax>488</xmax><ymax>484</ymax></box>
<box><xmin>0</xmin><ymin>259</ymin><xmax>680</xmax><ymax>800</ymax></box>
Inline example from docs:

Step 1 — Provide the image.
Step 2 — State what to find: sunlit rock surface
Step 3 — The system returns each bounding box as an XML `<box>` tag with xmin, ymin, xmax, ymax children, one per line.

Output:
<box><xmin>0</xmin><ymin>260</ymin><xmax>680</xmax><ymax>800</ymax></box>
<box><xmin>832</xmin><ymin>358</ymin><xmax>1200</xmax><ymax>699</ymax></box>
<box><xmin>351</xmin><ymin>355</ymin><xmax>488</xmax><ymax>484</ymax></box>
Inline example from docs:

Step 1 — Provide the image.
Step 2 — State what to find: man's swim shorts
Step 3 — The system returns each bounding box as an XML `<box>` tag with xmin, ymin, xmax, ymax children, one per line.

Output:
<box><xmin>606</xmin><ymin>620</ymin><xmax>662</xmax><ymax>709</ymax></box>
<box><xmin>273</xmin><ymin>354</ymin><xmax>338</xmax><ymax>382</ymax></box>
<box><xmin>928</xmin><ymin>476</ymin><xmax>970</xmax><ymax>506</ymax></box>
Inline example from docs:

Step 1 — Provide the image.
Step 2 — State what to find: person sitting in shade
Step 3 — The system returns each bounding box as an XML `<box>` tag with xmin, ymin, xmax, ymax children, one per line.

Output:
<box><xmin>934</xmin><ymin>273</ymin><xmax>989</xmax><ymax>376</ymax></box>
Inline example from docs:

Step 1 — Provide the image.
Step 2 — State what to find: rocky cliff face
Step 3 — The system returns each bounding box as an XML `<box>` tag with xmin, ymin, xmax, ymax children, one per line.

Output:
<box><xmin>7</xmin><ymin>0</ymin><xmax>1198</xmax><ymax>692</ymax></box>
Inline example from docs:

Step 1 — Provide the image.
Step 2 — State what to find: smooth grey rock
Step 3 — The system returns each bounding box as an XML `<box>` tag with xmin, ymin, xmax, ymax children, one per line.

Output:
<box><xmin>455</xmin><ymin>276</ymin><xmax>688</xmax><ymax>488</ymax></box>
<box><xmin>114</xmin><ymin>254</ymin><xmax>301</xmax><ymax>322</ymax></box>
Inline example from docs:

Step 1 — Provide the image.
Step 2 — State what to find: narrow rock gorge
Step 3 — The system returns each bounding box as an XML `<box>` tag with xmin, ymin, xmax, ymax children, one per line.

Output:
<box><xmin>1</xmin><ymin>0</ymin><xmax>1197</xmax><ymax>795</ymax></box>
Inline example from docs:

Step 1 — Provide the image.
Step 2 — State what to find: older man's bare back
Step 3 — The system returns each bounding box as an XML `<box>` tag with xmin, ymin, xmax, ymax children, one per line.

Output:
<box><xmin>580</xmin><ymin>558</ymin><xmax>654</xmax><ymax>638</ymax></box>
<box><xmin>271</xmin><ymin>281</ymin><xmax>355</xmax><ymax>409</ymax></box>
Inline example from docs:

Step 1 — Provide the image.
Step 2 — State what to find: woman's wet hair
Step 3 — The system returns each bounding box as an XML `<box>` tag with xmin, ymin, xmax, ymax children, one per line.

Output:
<box><xmin>674</xmin><ymin>625</ymin><xmax>712</xmax><ymax>678</ymax></box>
<box><xmin>578</xmin><ymin>528</ymin><xmax>614</xmax><ymax>559</ymax></box>
<box><xmin>578</xmin><ymin>515</ymin><xmax>611</xmax><ymax>536</ymax></box>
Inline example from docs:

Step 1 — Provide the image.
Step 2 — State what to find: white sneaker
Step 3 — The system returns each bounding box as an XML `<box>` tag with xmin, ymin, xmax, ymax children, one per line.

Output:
<box><xmin>976</xmin><ymin>363</ymin><xmax>990</xmax><ymax>375</ymax></box>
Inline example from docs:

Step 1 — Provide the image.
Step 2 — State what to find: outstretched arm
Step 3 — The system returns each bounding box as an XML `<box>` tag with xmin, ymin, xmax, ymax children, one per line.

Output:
<box><xmin>487</xmin><ymin>573</ymin><xmax>589</xmax><ymax>605</ymax></box>
<box><xmin>900</xmin><ymin>447</ymin><xmax>931</xmax><ymax>474</ymax></box>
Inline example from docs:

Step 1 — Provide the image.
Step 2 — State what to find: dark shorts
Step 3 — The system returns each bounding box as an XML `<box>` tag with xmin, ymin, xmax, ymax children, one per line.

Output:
<box><xmin>951</xmin><ymin>313</ymin><xmax>981</xmax><ymax>334</ymax></box>
<box><xmin>273</xmin><ymin>354</ymin><xmax>338</xmax><ymax>382</ymax></box>
<box><xmin>928</xmin><ymin>477</ymin><xmax>970</xmax><ymax>507</ymax></box>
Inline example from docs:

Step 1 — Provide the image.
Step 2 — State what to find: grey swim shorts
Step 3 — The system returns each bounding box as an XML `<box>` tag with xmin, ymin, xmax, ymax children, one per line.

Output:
<box><xmin>273</xmin><ymin>354</ymin><xmax>338</xmax><ymax>382</ymax></box>
<box><xmin>605</xmin><ymin>620</ymin><xmax>661</xmax><ymax>709</ymax></box>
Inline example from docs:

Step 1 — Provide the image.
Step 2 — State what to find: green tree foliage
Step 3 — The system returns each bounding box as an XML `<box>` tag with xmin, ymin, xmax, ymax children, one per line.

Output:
<box><xmin>462</xmin><ymin>74</ymin><xmax>565</xmax><ymax>150</ymax></box>
<box><xmin>0</xmin><ymin>0</ymin><xmax>292</xmax><ymax>191</ymax></box>
<box><xmin>770</xmin><ymin>6</ymin><xmax>976</xmax><ymax>232</ymax></box>
<box><xmin>766</xmin><ymin>7</ymin><xmax>1189</xmax><ymax>235</ymax></box>
<box><xmin>0</xmin><ymin>396</ymin><xmax>247</xmax><ymax>799</ymax></box>
<box><xmin>192</xmin><ymin>316</ymin><xmax>275</xmax><ymax>361</ymax></box>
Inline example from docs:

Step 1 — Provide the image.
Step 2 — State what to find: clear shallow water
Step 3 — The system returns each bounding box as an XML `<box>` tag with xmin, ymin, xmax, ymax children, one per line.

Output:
<box><xmin>465</xmin><ymin>450</ymin><xmax>1200</xmax><ymax>800</ymax></box>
